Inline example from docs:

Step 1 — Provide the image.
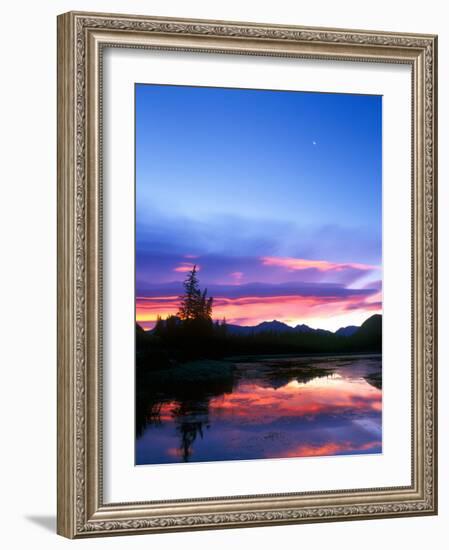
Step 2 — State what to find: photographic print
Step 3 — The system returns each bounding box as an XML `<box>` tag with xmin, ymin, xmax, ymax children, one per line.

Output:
<box><xmin>58</xmin><ymin>13</ymin><xmax>437</xmax><ymax>536</ymax></box>
<box><xmin>135</xmin><ymin>84</ymin><xmax>382</xmax><ymax>466</ymax></box>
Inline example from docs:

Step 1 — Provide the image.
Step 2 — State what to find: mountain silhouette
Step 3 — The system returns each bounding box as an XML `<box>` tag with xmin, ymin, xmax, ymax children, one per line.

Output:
<box><xmin>350</xmin><ymin>314</ymin><xmax>382</xmax><ymax>350</ymax></box>
<box><xmin>145</xmin><ymin>315</ymin><xmax>381</xmax><ymax>342</ymax></box>
<box><xmin>226</xmin><ymin>319</ymin><xmax>357</xmax><ymax>337</ymax></box>
<box><xmin>138</xmin><ymin>314</ymin><xmax>382</xmax><ymax>367</ymax></box>
<box><xmin>252</xmin><ymin>320</ymin><xmax>293</xmax><ymax>333</ymax></box>
<box><xmin>335</xmin><ymin>325</ymin><xmax>359</xmax><ymax>337</ymax></box>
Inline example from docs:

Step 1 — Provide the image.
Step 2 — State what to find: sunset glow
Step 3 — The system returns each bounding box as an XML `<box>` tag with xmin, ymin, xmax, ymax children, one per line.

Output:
<box><xmin>173</xmin><ymin>263</ymin><xmax>200</xmax><ymax>273</ymax></box>
<box><xmin>136</xmin><ymin>291</ymin><xmax>381</xmax><ymax>331</ymax></box>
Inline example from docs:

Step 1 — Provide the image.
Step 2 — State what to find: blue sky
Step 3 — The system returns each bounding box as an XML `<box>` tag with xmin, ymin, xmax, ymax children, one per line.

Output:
<box><xmin>135</xmin><ymin>84</ymin><xmax>382</xmax><ymax>330</ymax></box>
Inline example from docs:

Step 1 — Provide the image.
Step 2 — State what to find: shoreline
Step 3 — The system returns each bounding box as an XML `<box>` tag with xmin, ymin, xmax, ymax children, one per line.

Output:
<box><xmin>222</xmin><ymin>351</ymin><xmax>382</xmax><ymax>363</ymax></box>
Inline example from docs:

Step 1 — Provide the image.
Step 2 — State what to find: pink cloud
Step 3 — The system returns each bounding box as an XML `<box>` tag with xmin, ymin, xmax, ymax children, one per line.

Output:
<box><xmin>136</xmin><ymin>292</ymin><xmax>381</xmax><ymax>331</ymax></box>
<box><xmin>230</xmin><ymin>271</ymin><xmax>244</xmax><ymax>284</ymax></box>
<box><xmin>261</xmin><ymin>256</ymin><xmax>378</xmax><ymax>273</ymax></box>
<box><xmin>173</xmin><ymin>262</ymin><xmax>200</xmax><ymax>273</ymax></box>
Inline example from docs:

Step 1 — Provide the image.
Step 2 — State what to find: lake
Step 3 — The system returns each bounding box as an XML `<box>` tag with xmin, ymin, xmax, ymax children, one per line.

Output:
<box><xmin>135</xmin><ymin>354</ymin><xmax>382</xmax><ymax>465</ymax></box>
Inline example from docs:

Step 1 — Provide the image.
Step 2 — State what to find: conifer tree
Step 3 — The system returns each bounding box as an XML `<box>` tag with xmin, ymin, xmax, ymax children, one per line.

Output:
<box><xmin>177</xmin><ymin>265</ymin><xmax>213</xmax><ymax>322</ymax></box>
<box><xmin>153</xmin><ymin>315</ymin><xmax>164</xmax><ymax>336</ymax></box>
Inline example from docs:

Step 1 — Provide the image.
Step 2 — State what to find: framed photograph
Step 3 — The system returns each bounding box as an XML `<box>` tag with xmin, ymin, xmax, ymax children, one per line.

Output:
<box><xmin>57</xmin><ymin>11</ymin><xmax>438</xmax><ymax>538</ymax></box>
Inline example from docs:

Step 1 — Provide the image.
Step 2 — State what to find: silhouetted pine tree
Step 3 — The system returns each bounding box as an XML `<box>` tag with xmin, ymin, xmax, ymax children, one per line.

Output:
<box><xmin>153</xmin><ymin>315</ymin><xmax>164</xmax><ymax>336</ymax></box>
<box><xmin>199</xmin><ymin>288</ymin><xmax>213</xmax><ymax>321</ymax></box>
<box><xmin>220</xmin><ymin>317</ymin><xmax>228</xmax><ymax>336</ymax></box>
<box><xmin>178</xmin><ymin>265</ymin><xmax>202</xmax><ymax>321</ymax></box>
<box><xmin>177</xmin><ymin>266</ymin><xmax>213</xmax><ymax>323</ymax></box>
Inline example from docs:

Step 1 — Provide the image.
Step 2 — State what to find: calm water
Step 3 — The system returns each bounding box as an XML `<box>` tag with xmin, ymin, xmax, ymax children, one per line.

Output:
<box><xmin>136</xmin><ymin>355</ymin><xmax>382</xmax><ymax>465</ymax></box>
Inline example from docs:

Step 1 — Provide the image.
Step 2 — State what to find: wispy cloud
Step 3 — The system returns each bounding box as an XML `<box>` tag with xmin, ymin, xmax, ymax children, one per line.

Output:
<box><xmin>261</xmin><ymin>256</ymin><xmax>378</xmax><ymax>273</ymax></box>
<box><xmin>230</xmin><ymin>271</ymin><xmax>244</xmax><ymax>284</ymax></box>
<box><xmin>136</xmin><ymin>280</ymin><xmax>381</xmax><ymax>331</ymax></box>
<box><xmin>173</xmin><ymin>262</ymin><xmax>199</xmax><ymax>273</ymax></box>
<box><xmin>137</xmin><ymin>280</ymin><xmax>378</xmax><ymax>300</ymax></box>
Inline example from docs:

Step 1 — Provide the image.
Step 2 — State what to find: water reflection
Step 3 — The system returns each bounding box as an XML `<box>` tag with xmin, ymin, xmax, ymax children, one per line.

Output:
<box><xmin>136</xmin><ymin>355</ymin><xmax>382</xmax><ymax>464</ymax></box>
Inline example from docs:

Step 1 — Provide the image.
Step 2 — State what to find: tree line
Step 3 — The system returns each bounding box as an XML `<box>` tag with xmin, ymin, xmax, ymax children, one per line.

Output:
<box><xmin>136</xmin><ymin>266</ymin><xmax>382</xmax><ymax>369</ymax></box>
<box><xmin>153</xmin><ymin>265</ymin><xmax>227</xmax><ymax>342</ymax></box>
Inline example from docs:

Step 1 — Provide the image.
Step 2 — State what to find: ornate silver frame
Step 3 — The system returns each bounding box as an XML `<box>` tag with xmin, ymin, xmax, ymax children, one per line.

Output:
<box><xmin>57</xmin><ymin>11</ymin><xmax>438</xmax><ymax>538</ymax></box>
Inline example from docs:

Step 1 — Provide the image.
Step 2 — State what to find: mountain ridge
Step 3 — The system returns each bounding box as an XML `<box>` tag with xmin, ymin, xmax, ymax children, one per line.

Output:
<box><xmin>146</xmin><ymin>314</ymin><xmax>381</xmax><ymax>338</ymax></box>
<box><xmin>225</xmin><ymin>318</ymin><xmax>372</xmax><ymax>337</ymax></box>
<box><xmin>138</xmin><ymin>314</ymin><xmax>382</xmax><ymax>362</ymax></box>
